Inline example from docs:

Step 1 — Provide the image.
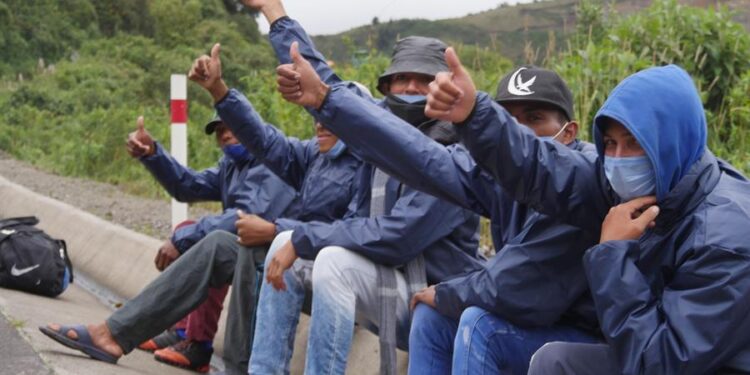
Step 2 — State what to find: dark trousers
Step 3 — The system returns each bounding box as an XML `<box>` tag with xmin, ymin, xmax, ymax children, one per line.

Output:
<box><xmin>106</xmin><ymin>230</ymin><xmax>266</xmax><ymax>375</ymax></box>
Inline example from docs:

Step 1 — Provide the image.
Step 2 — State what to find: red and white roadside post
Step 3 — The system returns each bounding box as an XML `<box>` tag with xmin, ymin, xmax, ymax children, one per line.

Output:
<box><xmin>170</xmin><ymin>74</ymin><xmax>188</xmax><ymax>228</ymax></box>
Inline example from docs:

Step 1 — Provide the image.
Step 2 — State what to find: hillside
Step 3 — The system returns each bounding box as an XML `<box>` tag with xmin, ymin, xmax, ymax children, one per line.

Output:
<box><xmin>311</xmin><ymin>0</ymin><xmax>750</xmax><ymax>64</ymax></box>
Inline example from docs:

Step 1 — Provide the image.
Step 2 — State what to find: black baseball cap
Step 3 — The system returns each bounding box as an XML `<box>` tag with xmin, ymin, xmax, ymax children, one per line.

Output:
<box><xmin>204</xmin><ymin>112</ymin><xmax>223</xmax><ymax>135</ymax></box>
<box><xmin>495</xmin><ymin>65</ymin><xmax>575</xmax><ymax>121</ymax></box>
<box><xmin>377</xmin><ymin>36</ymin><xmax>448</xmax><ymax>95</ymax></box>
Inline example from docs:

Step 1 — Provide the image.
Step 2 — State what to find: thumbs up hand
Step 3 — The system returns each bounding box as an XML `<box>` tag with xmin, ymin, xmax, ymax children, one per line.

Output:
<box><xmin>425</xmin><ymin>47</ymin><xmax>477</xmax><ymax>124</ymax></box>
<box><xmin>188</xmin><ymin>43</ymin><xmax>229</xmax><ymax>102</ymax></box>
<box><xmin>126</xmin><ymin>116</ymin><xmax>155</xmax><ymax>158</ymax></box>
<box><xmin>275</xmin><ymin>41</ymin><xmax>330</xmax><ymax>109</ymax></box>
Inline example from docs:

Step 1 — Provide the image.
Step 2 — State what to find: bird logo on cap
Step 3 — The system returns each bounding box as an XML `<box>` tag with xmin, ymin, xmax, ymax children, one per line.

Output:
<box><xmin>507</xmin><ymin>67</ymin><xmax>537</xmax><ymax>96</ymax></box>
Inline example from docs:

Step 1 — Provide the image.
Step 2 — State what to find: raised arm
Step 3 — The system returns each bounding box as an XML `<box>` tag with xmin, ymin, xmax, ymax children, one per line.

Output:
<box><xmin>215</xmin><ymin>89</ymin><xmax>314</xmax><ymax>190</ymax></box>
<box><xmin>424</xmin><ymin>47</ymin><xmax>611</xmax><ymax>232</ymax></box>
<box><xmin>140</xmin><ymin>142</ymin><xmax>222</xmax><ymax>203</ymax></box>
<box><xmin>290</xmin><ymin>186</ymin><xmax>477</xmax><ymax>268</ymax></box>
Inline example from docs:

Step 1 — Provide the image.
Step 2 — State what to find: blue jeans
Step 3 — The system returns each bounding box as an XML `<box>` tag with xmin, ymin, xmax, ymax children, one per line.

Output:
<box><xmin>249</xmin><ymin>235</ymin><xmax>410</xmax><ymax>375</ymax></box>
<box><xmin>248</xmin><ymin>231</ymin><xmax>310</xmax><ymax>375</ymax></box>
<box><xmin>411</xmin><ymin>305</ymin><xmax>598</xmax><ymax>375</ymax></box>
<box><xmin>408</xmin><ymin>303</ymin><xmax>459</xmax><ymax>375</ymax></box>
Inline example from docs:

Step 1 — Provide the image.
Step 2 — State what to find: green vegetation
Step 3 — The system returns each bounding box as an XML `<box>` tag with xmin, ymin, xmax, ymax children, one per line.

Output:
<box><xmin>0</xmin><ymin>0</ymin><xmax>748</xmax><ymax>207</ymax></box>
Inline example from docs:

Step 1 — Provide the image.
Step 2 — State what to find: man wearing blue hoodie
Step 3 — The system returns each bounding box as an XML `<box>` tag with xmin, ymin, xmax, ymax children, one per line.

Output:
<box><xmin>420</xmin><ymin>52</ymin><xmax>750</xmax><ymax>374</ymax></box>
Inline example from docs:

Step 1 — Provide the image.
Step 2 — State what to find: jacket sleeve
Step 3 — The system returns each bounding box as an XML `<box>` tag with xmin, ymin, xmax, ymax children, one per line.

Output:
<box><xmin>216</xmin><ymin>89</ymin><xmax>313</xmax><ymax>190</ymax></box>
<box><xmin>269</xmin><ymin>17</ymin><xmax>342</xmax><ymax>86</ymax></box>
<box><xmin>456</xmin><ymin>92</ymin><xmax>612</xmax><ymax>232</ymax></box>
<box><xmin>434</xmin><ymin>213</ymin><xmax>593</xmax><ymax>321</ymax></box>
<box><xmin>584</xmin><ymin>240</ymin><xmax>750</xmax><ymax>375</ymax></box>
<box><xmin>140</xmin><ymin>142</ymin><xmax>222</xmax><ymax>202</ymax></box>
<box><xmin>170</xmin><ymin>209</ymin><xmax>239</xmax><ymax>253</ymax></box>
<box><xmin>170</xmin><ymin>166</ymin><xmax>297</xmax><ymax>253</ymax></box>
<box><xmin>290</xmin><ymin>186</ymin><xmax>473</xmax><ymax>266</ymax></box>
<box><xmin>312</xmin><ymin>85</ymin><xmax>497</xmax><ymax>218</ymax></box>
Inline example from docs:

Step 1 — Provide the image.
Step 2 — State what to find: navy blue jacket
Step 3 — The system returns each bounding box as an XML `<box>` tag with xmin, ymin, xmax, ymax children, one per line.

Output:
<box><xmin>268</xmin><ymin>16</ymin><xmax>483</xmax><ymax>284</ymax></box>
<box><xmin>310</xmin><ymin>86</ymin><xmax>601</xmax><ymax>330</ymax></box>
<box><xmin>456</xmin><ymin>65</ymin><xmax>750</xmax><ymax>375</ymax></box>
<box><xmin>215</xmin><ymin>89</ymin><xmax>365</xmax><ymax>232</ymax></box>
<box><xmin>140</xmin><ymin>142</ymin><xmax>297</xmax><ymax>253</ymax></box>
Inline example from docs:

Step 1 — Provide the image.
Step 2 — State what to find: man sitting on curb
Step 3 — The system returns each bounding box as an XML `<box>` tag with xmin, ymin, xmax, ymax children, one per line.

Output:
<box><xmin>130</xmin><ymin>114</ymin><xmax>298</xmax><ymax>373</ymax></box>
<box><xmin>38</xmin><ymin>113</ymin><xmax>300</xmax><ymax>374</ymax></box>
<box><xmin>187</xmin><ymin>44</ymin><xmax>370</xmax><ymax>373</ymax></box>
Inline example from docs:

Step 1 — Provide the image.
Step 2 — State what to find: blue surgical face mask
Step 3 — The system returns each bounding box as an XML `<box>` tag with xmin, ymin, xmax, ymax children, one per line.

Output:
<box><xmin>325</xmin><ymin>140</ymin><xmax>347</xmax><ymax>159</ymax></box>
<box><xmin>394</xmin><ymin>94</ymin><xmax>427</xmax><ymax>104</ymax></box>
<box><xmin>604</xmin><ymin>155</ymin><xmax>656</xmax><ymax>202</ymax></box>
<box><xmin>223</xmin><ymin>144</ymin><xmax>251</xmax><ymax>164</ymax></box>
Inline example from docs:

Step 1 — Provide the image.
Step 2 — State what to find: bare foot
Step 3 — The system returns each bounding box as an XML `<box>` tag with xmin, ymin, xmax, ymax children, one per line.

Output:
<box><xmin>46</xmin><ymin>323</ymin><xmax>124</xmax><ymax>358</ymax></box>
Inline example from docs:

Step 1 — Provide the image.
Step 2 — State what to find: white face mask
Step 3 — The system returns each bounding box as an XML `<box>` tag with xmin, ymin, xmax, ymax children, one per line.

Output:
<box><xmin>539</xmin><ymin>121</ymin><xmax>571</xmax><ymax>142</ymax></box>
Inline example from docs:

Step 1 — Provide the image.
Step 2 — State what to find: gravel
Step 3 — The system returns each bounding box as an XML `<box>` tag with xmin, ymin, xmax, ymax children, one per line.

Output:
<box><xmin>0</xmin><ymin>151</ymin><xmax>214</xmax><ymax>240</ymax></box>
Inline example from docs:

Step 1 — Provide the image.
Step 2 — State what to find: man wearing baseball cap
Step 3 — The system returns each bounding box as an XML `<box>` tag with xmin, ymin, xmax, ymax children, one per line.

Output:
<box><xmin>39</xmin><ymin>114</ymin><xmax>298</xmax><ymax>373</ymax></box>
<box><xmin>270</xmin><ymin>54</ymin><xmax>604</xmax><ymax>373</ymax></box>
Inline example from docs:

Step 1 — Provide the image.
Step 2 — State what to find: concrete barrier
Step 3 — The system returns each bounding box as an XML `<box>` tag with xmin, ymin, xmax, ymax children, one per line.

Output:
<box><xmin>0</xmin><ymin>174</ymin><xmax>407</xmax><ymax>374</ymax></box>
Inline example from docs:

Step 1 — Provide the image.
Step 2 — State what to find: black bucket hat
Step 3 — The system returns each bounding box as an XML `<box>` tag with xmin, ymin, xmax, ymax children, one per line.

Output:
<box><xmin>204</xmin><ymin>112</ymin><xmax>223</xmax><ymax>135</ymax></box>
<box><xmin>376</xmin><ymin>36</ymin><xmax>448</xmax><ymax>95</ymax></box>
<box><xmin>495</xmin><ymin>65</ymin><xmax>575</xmax><ymax>121</ymax></box>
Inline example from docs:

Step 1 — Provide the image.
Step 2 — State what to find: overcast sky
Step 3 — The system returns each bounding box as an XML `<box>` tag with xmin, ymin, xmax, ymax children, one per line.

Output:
<box><xmin>256</xmin><ymin>0</ymin><xmax>534</xmax><ymax>36</ymax></box>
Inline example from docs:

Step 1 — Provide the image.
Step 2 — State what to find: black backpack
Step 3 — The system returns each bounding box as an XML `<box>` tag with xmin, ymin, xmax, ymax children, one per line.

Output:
<box><xmin>0</xmin><ymin>216</ymin><xmax>73</xmax><ymax>297</ymax></box>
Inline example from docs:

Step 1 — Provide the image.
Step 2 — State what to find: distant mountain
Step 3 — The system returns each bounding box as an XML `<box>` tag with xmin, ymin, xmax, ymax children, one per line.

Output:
<box><xmin>311</xmin><ymin>0</ymin><xmax>750</xmax><ymax>64</ymax></box>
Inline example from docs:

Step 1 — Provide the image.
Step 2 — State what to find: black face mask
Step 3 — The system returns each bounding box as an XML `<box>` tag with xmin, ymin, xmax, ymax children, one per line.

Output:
<box><xmin>385</xmin><ymin>94</ymin><xmax>430</xmax><ymax>127</ymax></box>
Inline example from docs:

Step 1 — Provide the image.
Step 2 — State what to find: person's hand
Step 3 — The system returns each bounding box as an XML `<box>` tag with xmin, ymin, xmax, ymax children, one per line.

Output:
<box><xmin>126</xmin><ymin>116</ymin><xmax>155</xmax><ymax>158</ymax></box>
<box><xmin>188</xmin><ymin>43</ymin><xmax>229</xmax><ymax>103</ymax></box>
<box><xmin>235</xmin><ymin>210</ymin><xmax>276</xmax><ymax>246</ymax></box>
<box><xmin>600</xmin><ymin>196</ymin><xmax>660</xmax><ymax>243</ymax></box>
<box><xmin>425</xmin><ymin>47</ymin><xmax>477</xmax><ymax>124</ymax></box>
<box><xmin>410</xmin><ymin>285</ymin><xmax>437</xmax><ymax>310</ymax></box>
<box><xmin>265</xmin><ymin>240</ymin><xmax>297</xmax><ymax>291</ymax></box>
<box><xmin>275</xmin><ymin>41</ymin><xmax>330</xmax><ymax>109</ymax></box>
<box><xmin>154</xmin><ymin>240</ymin><xmax>180</xmax><ymax>271</ymax></box>
<box><xmin>241</xmin><ymin>0</ymin><xmax>286</xmax><ymax>25</ymax></box>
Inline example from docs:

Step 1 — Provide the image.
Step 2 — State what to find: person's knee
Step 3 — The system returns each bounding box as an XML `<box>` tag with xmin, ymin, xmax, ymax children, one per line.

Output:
<box><xmin>311</xmin><ymin>246</ymin><xmax>357</xmax><ymax>294</ymax></box>
<box><xmin>410</xmin><ymin>304</ymin><xmax>446</xmax><ymax>345</ymax></box>
<box><xmin>527</xmin><ymin>342</ymin><xmax>568</xmax><ymax>375</ymax></box>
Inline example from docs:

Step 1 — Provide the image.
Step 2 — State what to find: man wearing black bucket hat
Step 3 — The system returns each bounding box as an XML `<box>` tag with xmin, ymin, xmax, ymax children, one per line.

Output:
<box><xmin>231</xmin><ymin>1</ymin><xmax>484</xmax><ymax>374</ymax></box>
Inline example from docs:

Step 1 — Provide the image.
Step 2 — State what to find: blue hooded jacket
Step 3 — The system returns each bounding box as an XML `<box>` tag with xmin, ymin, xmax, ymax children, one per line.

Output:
<box><xmin>267</xmin><ymin>16</ymin><xmax>484</xmax><ymax>283</ymax></box>
<box><xmin>455</xmin><ymin>65</ymin><xmax>750</xmax><ymax>375</ymax></box>
<box><xmin>140</xmin><ymin>142</ymin><xmax>298</xmax><ymax>253</ymax></box>
<box><xmin>215</xmin><ymin>89</ymin><xmax>366</xmax><ymax>232</ymax></box>
<box><xmin>310</xmin><ymin>85</ymin><xmax>601</xmax><ymax>329</ymax></box>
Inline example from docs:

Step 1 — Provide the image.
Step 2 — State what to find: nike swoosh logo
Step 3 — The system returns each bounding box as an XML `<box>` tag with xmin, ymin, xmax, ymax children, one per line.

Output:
<box><xmin>11</xmin><ymin>264</ymin><xmax>40</xmax><ymax>277</ymax></box>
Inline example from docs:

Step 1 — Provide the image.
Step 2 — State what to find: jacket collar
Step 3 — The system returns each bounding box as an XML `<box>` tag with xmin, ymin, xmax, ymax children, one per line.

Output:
<box><xmin>654</xmin><ymin>150</ymin><xmax>720</xmax><ymax>232</ymax></box>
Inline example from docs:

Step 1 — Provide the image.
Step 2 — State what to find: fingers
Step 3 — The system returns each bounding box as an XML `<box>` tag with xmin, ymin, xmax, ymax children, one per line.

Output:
<box><xmin>624</xmin><ymin>195</ymin><xmax>658</xmax><ymax>213</ymax></box>
<box><xmin>634</xmin><ymin>205</ymin><xmax>660</xmax><ymax>229</ymax></box>
<box><xmin>236</xmin><ymin>209</ymin><xmax>248</xmax><ymax>219</ymax></box>
<box><xmin>444</xmin><ymin>47</ymin><xmax>464</xmax><ymax>76</ymax></box>
<box><xmin>434</xmin><ymin>72</ymin><xmax>464</xmax><ymax>99</ymax></box>
<box><xmin>154</xmin><ymin>252</ymin><xmax>164</xmax><ymax>271</ymax></box>
<box><xmin>137</xmin><ymin>116</ymin><xmax>145</xmax><ymax>133</ymax></box>
<box><xmin>409</xmin><ymin>294</ymin><xmax>419</xmax><ymax>311</ymax></box>
<box><xmin>289</xmin><ymin>41</ymin><xmax>302</xmax><ymax>65</ymax></box>
<box><xmin>265</xmin><ymin>262</ymin><xmax>286</xmax><ymax>291</ymax></box>
<box><xmin>276</xmin><ymin>64</ymin><xmax>300</xmax><ymax>82</ymax></box>
<box><xmin>210</xmin><ymin>43</ymin><xmax>221</xmax><ymax>63</ymax></box>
